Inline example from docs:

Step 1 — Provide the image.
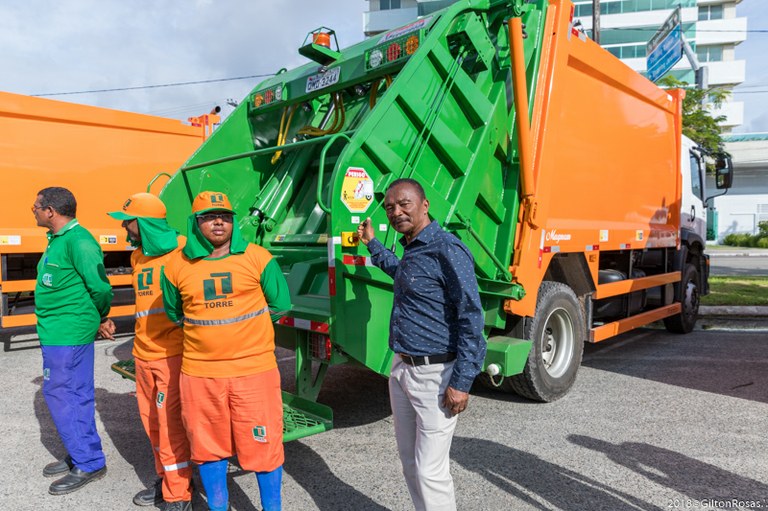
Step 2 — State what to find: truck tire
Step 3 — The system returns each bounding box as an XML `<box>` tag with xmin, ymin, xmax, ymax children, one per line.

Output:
<box><xmin>663</xmin><ymin>263</ymin><xmax>700</xmax><ymax>334</ymax></box>
<box><xmin>507</xmin><ymin>282</ymin><xmax>585</xmax><ymax>402</ymax></box>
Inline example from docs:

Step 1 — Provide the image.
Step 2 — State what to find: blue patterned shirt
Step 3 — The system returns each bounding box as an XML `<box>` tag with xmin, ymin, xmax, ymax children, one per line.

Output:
<box><xmin>366</xmin><ymin>220</ymin><xmax>487</xmax><ymax>392</ymax></box>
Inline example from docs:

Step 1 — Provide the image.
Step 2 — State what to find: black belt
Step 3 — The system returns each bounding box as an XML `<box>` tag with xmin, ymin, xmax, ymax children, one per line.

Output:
<box><xmin>398</xmin><ymin>352</ymin><xmax>456</xmax><ymax>366</ymax></box>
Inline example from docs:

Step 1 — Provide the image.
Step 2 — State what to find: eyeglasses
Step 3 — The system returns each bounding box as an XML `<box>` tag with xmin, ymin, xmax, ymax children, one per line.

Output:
<box><xmin>31</xmin><ymin>205</ymin><xmax>48</xmax><ymax>213</ymax></box>
<box><xmin>196</xmin><ymin>213</ymin><xmax>234</xmax><ymax>223</ymax></box>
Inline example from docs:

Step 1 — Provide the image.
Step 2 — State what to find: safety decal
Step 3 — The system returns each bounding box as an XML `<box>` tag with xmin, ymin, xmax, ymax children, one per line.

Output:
<box><xmin>340</xmin><ymin>167</ymin><xmax>374</xmax><ymax>213</ymax></box>
<box><xmin>636</xmin><ymin>230</ymin><xmax>644</xmax><ymax>241</ymax></box>
<box><xmin>156</xmin><ymin>392</ymin><xmax>165</xmax><ymax>408</ymax></box>
<box><xmin>599</xmin><ymin>230</ymin><xmax>609</xmax><ymax>242</ymax></box>
<box><xmin>99</xmin><ymin>235</ymin><xmax>118</xmax><ymax>245</ymax></box>
<box><xmin>252</xmin><ymin>426</ymin><xmax>267</xmax><ymax>443</ymax></box>
<box><xmin>0</xmin><ymin>235</ymin><xmax>21</xmax><ymax>246</ymax></box>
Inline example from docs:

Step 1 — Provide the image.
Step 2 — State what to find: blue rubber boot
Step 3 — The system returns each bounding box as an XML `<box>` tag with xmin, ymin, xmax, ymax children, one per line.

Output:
<box><xmin>198</xmin><ymin>459</ymin><xmax>229</xmax><ymax>511</ymax></box>
<box><xmin>255</xmin><ymin>465</ymin><xmax>283</xmax><ymax>511</ymax></box>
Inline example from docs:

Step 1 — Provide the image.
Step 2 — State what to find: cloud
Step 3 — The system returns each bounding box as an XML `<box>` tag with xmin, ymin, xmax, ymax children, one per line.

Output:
<box><xmin>0</xmin><ymin>0</ymin><xmax>365</xmax><ymax>119</ymax></box>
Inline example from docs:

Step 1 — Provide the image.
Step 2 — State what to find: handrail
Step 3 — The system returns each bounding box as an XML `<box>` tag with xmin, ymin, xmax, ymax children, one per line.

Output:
<box><xmin>146</xmin><ymin>172</ymin><xmax>172</xmax><ymax>193</ymax></box>
<box><xmin>455</xmin><ymin>212</ymin><xmax>513</xmax><ymax>281</ymax></box>
<box><xmin>316</xmin><ymin>133</ymin><xmax>352</xmax><ymax>214</ymax></box>
<box><xmin>180</xmin><ymin>130</ymin><xmax>354</xmax><ymax>172</ymax></box>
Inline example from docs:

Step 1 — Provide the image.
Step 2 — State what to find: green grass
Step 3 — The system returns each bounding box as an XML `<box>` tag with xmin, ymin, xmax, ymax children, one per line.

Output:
<box><xmin>702</xmin><ymin>276</ymin><xmax>768</xmax><ymax>306</ymax></box>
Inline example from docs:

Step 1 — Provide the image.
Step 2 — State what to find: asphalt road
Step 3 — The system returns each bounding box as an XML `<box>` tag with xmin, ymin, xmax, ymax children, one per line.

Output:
<box><xmin>709</xmin><ymin>254</ymin><xmax>768</xmax><ymax>277</ymax></box>
<box><xmin>2</xmin><ymin>324</ymin><xmax>767</xmax><ymax>511</ymax></box>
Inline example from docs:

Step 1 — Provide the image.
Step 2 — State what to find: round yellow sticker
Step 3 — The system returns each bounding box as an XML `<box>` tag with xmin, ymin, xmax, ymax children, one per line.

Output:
<box><xmin>340</xmin><ymin>167</ymin><xmax>374</xmax><ymax>213</ymax></box>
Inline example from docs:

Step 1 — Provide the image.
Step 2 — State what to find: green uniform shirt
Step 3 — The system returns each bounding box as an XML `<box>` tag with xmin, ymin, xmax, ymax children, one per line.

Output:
<box><xmin>35</xmin><ymin>219</ymin><xmax>113</xmax><ymax>346</ymax></box>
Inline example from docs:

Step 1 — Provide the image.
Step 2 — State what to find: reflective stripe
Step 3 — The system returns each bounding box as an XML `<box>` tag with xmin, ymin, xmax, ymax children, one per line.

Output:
<box><xmin>184</xmin><ymin>306</ymin><xmax>269</xmax><ymax>326</ymax></box>
<box><xmin>163</xmin><ymin>461</ymin><xmax>190</xmax><ymax>472</ymax></box>
<box><xmin>135</xmin><ymin>307</ymin><xmax>166</xmax><ymax>319</ymax></box>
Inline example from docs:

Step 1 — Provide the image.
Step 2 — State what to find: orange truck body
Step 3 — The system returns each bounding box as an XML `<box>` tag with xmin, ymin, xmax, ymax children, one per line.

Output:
<box><xmin>0</xmin><ymin>91</ymin><xmax>204</xmax><ymax>329</ymax></box>
<box><xmin>508</xmin><ymin>1</ymin><xmax>685</xmax><ymax>323</ymax></box>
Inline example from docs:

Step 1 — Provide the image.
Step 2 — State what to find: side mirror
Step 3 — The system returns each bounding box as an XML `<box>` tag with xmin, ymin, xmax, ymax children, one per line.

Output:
<box><xmin>714</xmin><ymin>153</ymin><xmax>733</xmax><ymax>190</ymax></box>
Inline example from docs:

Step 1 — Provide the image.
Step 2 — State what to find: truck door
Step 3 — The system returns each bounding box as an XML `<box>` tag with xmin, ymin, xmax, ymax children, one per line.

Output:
<box><xmin>681</xmin><ymin>147</ymin><xmax>707</xmax><ymax>241</ymax></box>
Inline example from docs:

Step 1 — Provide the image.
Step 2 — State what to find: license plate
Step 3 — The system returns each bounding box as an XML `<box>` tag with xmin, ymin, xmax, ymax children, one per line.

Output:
<box><xmin>305</xmin><ymin>67</ymin><xmax>341</xmax><ymax>93</ymax></box>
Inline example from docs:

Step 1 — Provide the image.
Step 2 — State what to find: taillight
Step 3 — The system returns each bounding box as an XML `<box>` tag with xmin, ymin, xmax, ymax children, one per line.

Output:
<box><xmin>309</xmin><ymin>333</ymin><xmax>332</xmax><ymax>361</ymax></box>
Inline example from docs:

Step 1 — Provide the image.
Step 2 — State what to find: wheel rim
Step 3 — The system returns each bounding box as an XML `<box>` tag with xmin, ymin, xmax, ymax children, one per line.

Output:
<box><xmin>683</xmin><ymin>279</ymin><xmax>699</xmax><ymax>321</ymax></box>
<box><xmin>539</xmin><ymin>307</ymin><xmax>575</xmax><ymax>378</ymax></box>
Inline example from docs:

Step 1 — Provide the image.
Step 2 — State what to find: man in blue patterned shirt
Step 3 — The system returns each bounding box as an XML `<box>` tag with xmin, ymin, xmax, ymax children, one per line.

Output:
<box><xmin>357</xmin><ymin>178</ymin><xmax>486</xmax><ymax>511</ymax></box>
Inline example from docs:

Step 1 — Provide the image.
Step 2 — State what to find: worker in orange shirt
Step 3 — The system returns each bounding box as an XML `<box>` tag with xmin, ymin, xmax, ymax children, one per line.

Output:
<box><xmin>102</xmin><ymin>193</ymin><xmax>193</xmax><ymax>511</ymax></box>
<box><xmin>161</xmin><ymin>191</ymin><xmax>290</xmax><ymax>511</ymax></box>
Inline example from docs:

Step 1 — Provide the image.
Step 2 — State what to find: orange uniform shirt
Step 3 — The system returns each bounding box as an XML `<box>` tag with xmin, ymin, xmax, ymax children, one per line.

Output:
<box><xmin>163</xmin><ymin>244</ymin><xmax>281</xmax><ymax>378</ymax></box>
<box><xmin>131</xmin><ymin>236</ymin><xmax>186</xmax><ymax>361</ymax></box>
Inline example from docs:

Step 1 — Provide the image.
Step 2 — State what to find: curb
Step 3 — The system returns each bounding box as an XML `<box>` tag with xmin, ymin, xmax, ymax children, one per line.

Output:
<box><xmin>699</xmin><ymin>305</ymin><xmax>768</xmax><ymax>317</ymax></box>
<box><xmin>709</xmin><ymin>252</ymin><xmax>768</xmax><ymax>257</ymax></box>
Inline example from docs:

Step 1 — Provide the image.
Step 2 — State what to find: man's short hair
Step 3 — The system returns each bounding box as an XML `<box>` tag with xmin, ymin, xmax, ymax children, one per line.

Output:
<box><xmin>387</xmin><ymin>178</ymin><xmax>426</xmax><ymax>201</ymax></box>
<box><xmin>37</xmin><ymin>187</ymin><xmax>77</xmax><ymax>218</ymax></box>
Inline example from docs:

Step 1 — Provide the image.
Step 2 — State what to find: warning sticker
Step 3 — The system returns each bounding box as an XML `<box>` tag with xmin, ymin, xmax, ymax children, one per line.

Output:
<box><xmin>0</xmin><ymin>235</ymin><xmax>21</xmax><ymax>246</ymax></box>
<box><xmin>340</xmin><ymin>167</ymin><xmax>374</xmax><ymax>213</ymax></box>
<box><xmin>99</xmin><ymin>235</ymin><xmax>118</xmax><ymax>245</ymax></box>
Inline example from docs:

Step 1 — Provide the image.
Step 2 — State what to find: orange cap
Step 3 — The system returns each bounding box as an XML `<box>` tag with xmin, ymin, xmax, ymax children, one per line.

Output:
<box><xmin>192</xmin><ymin>191</ymin><xmax>234</xmax><ymax>215</ymax></box>
<box><xmin>108</xmin><ymin>193</ymin><xmax>166</xmax><ymax>220</ymax></box>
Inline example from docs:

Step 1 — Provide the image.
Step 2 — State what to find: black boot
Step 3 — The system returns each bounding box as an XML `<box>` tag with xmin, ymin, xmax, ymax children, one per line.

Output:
<box><xmin>48</xmin><ymin>466</ymin><xmax>107</xmax><ymax>495</ymax></box>
<box><xmin>133</xmin><ymin>478</ymin><xmax>163</xmax><ymax>506</ymax></box>
<box><xmin>43</xmin><ymin>455</ymin><xmax>73</xmax><ymax>478</ymax></box>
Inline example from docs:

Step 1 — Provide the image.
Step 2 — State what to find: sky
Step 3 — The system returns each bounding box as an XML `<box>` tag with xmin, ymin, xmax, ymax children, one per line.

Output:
<box><xmin>1</xmin><ymin>0</ymin><xmax>766</xmax><ymax>132</ymax></box>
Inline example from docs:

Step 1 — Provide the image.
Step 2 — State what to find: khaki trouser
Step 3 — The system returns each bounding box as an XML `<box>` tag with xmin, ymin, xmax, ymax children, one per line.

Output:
<box><xmin>389</xmin><ymin>355</ymin><xmax>458</xmax><ymax>511</ymax></box>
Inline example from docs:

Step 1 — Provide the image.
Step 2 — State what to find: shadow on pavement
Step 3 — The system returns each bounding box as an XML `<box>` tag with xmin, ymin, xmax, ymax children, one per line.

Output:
<box><xmin>453</xmin><ymin>436</ymin><xmax>662</xmax><ymax>511</ymax></box>
<box><xmin>32</xmin><ymin>373</ymin><xmax>155</xmax><ymax>491</ymax></box>
<box><xmin>283</xmin><ymin>441</ymin><xmax>390</xmax><ymax>511</ymax></box>
<box><xmin>32</xmin><ymin>376</ymin><xmax>66</xmax><ymax>462</ymax></box>
<box><xmin>581</xmin><ymin>328</ymin><xmax>768</xmax><ymax>404</ymax></box>
<box><xmin>569</xmin><ymin>435</ymin><xmax>768</xmax><ymax>502</ymax></box>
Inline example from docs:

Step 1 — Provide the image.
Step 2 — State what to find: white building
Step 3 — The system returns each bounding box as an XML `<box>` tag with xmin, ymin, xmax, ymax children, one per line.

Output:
<box><xmin>364</xmin><ymin>0</ymin><xmax>748</xmax><ymax>129</ymax></box>
<box><xmin>707</xmin><ymin>134</ymin><xmax>768</xmax><ymax>241</ymax></box>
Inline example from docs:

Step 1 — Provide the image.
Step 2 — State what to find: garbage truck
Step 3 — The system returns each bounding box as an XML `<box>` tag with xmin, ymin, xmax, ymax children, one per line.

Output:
<box><xmin>0</xmin><ymin>92</ymin><xmax>213</xmax><ymax>330</ymax></box>
<box><xmin>121</xmin><ymin>0</ymin><xmax>732</xmax><ymax>437</ymax></box>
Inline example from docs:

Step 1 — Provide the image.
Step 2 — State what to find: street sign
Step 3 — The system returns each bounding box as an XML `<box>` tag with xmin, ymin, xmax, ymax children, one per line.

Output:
<box><xmin>646</xmin><ymin>7</ymin><xmax>683</xmax><ymax>82</ymax></box>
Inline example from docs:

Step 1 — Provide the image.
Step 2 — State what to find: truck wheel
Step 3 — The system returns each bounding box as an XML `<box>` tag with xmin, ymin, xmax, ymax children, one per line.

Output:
<box><xmin>663</xmin><ymin>263</ymin><xmax>700</xmax><ymax>334</ymax></box>
<box><xmin>507</xmin><ymin>282</ymin><xmax>585</xmax><ymax>402</ymax></box>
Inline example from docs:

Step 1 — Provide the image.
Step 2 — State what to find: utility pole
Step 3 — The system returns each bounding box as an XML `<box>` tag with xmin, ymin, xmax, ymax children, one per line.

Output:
<box><xmin>592</xmin><ymin>0</ymin><xmax>600</xmax><ymax>44</ymax></box>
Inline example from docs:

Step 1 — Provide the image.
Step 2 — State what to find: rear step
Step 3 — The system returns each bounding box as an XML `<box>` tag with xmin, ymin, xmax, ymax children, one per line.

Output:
<box><xmin>110</xmin><ymin>360</ymin><xmax>333</xmax><ymax>442</ymax></box>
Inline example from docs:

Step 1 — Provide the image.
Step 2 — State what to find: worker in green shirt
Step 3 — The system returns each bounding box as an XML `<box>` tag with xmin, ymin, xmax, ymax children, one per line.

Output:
<box><xmin>33</xmin><ymin>187</ymin><xmax>112</xmax><ymax>496</ymax></box>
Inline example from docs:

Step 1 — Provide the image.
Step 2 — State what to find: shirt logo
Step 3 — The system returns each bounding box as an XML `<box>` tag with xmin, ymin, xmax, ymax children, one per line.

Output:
<box><xmin>252</xmin><ymin>425</ymin><xmax>267</xmax><ymax>443</ymax></box>
<box><xmin>203</xmin><ymin>272</ymin><xmax>233</xmax><ymax>301</ymax></box>
<box><xmin>42</xmin><ymin>273</ymin><xmax>53</xmax><ymax>287</ymax></box>
<box><xmin>156</xmin><ymin>391</ymin><xmax>165</xmax><ymax>408</ymax></box>
<box><xmin>138</xmin><ymin>268</ymin><xmax>154</xmax><ymax>291</ymax></box>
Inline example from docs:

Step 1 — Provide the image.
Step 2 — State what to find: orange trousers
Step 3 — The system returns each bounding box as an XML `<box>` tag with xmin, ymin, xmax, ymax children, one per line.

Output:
<box><xmin>180</xmin><ymin>367</ymin><xmax>284</xmax><ymax>472</ymax></box>
<box><xmin>135</xmin><ymin>355</ymin><xmax>193</xmax><ymax>502</ymax></box>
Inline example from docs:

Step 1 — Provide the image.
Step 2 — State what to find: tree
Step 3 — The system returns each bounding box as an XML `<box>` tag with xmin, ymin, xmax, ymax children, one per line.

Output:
<box><xmin>657</xmin><ymin>75</ymin><xmax>729</xmax><ymax>157</ymax></box>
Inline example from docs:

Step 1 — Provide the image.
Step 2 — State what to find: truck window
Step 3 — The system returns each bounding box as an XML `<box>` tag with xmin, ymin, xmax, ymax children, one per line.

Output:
<box><xmin>689</xmin><ymin>153</ymin><xmax>703</xmax><ymax>201</ymax></box>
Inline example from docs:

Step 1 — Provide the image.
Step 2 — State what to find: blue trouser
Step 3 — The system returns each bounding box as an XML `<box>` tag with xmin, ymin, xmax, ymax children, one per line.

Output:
<box><xmin>198</xmin><ymin>459</ymin><xmax>282</xmax><ymax>511</ymax></box>
<box><xmin>41</xmin><ymin>344</ymin><xmax>106</xmax><ymax>472</ymax></box>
